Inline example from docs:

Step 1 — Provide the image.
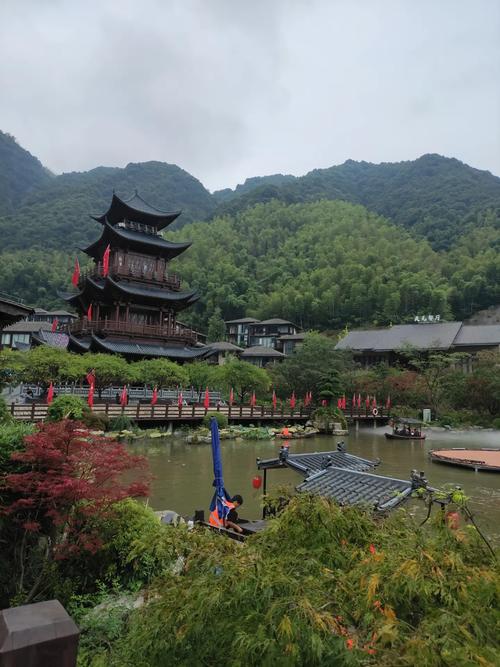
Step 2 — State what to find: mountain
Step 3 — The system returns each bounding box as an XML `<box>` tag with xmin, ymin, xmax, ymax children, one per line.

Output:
<box><xmin>213</xmin><ymin>155</ymin><xmax>500</xmax><ymax>250</ymax></box>
<box><xmin>213</xmin><ymin>173</ymin><xmax>295</xmax><ymax>203</ymax></box>
<box><xmin>0</xmin><ymin>131</ymin><xmax>52</xmax><ymax>215</ymax></box>
<box><xmin>0</xmin><ymin>160</ymin><xmax>215</xmax><ymax>252</ymax></box>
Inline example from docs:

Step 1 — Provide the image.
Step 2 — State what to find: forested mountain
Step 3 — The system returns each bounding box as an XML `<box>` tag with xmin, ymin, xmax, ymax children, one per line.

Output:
<box><xmin>0</xmin><ymin>131</ymin><xmax>52</xmax><ymax>215</ymax></box>
<box><xmin>0</xmin><ymin>160</ymin><xmax>215</xmax><ymax>252</ymax></box>
<box><xmin>0</xmin><ymin>131</ymin><xmax>499</xmax><ymax>326</ymax></box>
<box><xmin>166</xmin><ymin>199</ymin><xmax>473</xmax><ymax>331</ymax></box>
<box><xmin>213</xmin><ymin>155</ymin><xmax>500</xmax><ymax>250</ymax></box>
<box><xmin>213</xmin><ymin>173</ymin><xmax>295</xmax><ymax>203</ymax></box>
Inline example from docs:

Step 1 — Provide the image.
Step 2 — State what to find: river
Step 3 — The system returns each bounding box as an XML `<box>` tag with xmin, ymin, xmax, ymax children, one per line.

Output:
<box><xmin>129</xmin><ymin>426</ymin><xmax>500</xmax><ymax>540</ymax></box>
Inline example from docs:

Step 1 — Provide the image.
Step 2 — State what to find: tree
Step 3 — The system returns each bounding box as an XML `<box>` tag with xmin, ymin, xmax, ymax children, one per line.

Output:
<box><xmin>270</xmin><ymin>332</ymin><xmax>353</xmax><ymax>399</ymax></box>
<box><xmin>0</xmin><ymin>348</ymin><xmax>26</xmax><ymax>389</ymax></box>
<box><xmin>21</xmin><ymin>347</ymin><xmax>86</xmax><ymax>388</ymax></box>
<box><xmin>206</xmin><ymin>306</ymin><xmax>226</xmax><ymax>342</ymax></box>
<box><xmin>217</xmin><ymin>359</ymin><xmax>270</xmax><ymax>403</ymax></box>
<box><xmin>129</xmin><ymin>358</ymin><xmax>189</xmax><ymax>388</ymax></box>
<box><xmin>185</xmin><ymin>362</ymin><xmax>220</xmax><ymax>394</ymax></box>
<box><xmin>405</xmin><ymin>350</ymin><xmax>467</xmax><ymax>417</ymax></box>
<box><xmin>2</xmin><ymin>420</ymin><xmax>149</xmax><ymax>604</ymax></box>
<box><xmin>83</xmin><ymin>353</ymin><xmax>132</xmax><ymax>396</ymax></box>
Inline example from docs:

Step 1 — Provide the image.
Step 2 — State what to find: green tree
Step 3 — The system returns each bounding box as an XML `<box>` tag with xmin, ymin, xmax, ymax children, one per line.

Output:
<box><xmin>21</xmin><ymin>347</ymin><xmax>85</xmax><ymax>388</ymax></box>
<box><xmin>83</xmin><ymin>353</ymin><xmax>132</xmax><ymax>396</ymax></box>
<box><xmin>405</xmin><ymin>350</ymin><xmax>467</xmax><ymax>418</ymax></box>
<box><xmin>129</xmin><ymin>358</ymin><xmax>188</xmax><ymax>388</ymax></box>
<box><xmin>206</xmin><ymin>306</ymin><xmax>226</xmax><ymax>343</ymax></box>
<box><xmin>270</xmin><ymin>332</ymin><xmax>353</xmax><ymax>400</ymax></box>
<box><xmin>217</xmin><ymin>359</ymin><xmax>270</xmax><ymax>403</ymax></box>
<box><xmin>185</xmin><ymin>362</ymin><xmax>220</xmax><ymax>393</ymax></box>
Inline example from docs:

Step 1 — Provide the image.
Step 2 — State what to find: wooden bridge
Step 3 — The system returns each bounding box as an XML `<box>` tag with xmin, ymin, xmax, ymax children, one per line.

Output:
<box><xmin>9</xmin><ymin>402</ymin><xmax>391</xmax><ymax>425</ymax></box>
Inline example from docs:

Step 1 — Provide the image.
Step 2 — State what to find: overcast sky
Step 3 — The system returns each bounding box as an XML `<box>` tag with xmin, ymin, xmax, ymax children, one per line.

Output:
<box><xmin>1</xmin><ymin>0</ymin><xmax>499</xmax><ymax>191</ymax></box>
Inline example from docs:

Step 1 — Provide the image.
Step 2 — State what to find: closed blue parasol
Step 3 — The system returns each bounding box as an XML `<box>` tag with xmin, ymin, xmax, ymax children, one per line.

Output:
<box><xmin>209</xmin><ymin>417</ymin><xmax>232</xmax><ymax>526</ymax></box>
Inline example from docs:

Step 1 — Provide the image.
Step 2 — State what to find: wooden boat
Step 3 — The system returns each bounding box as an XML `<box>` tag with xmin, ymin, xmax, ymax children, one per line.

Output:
<box><xmin>429</xmin><ymin>448</ymin><xmax>500</xmax><ymax>472</ymax></box>
<box><xmin>385</xmin><ymin>418</ymin><xmax>426</xmax><ymax>441</ymax></box>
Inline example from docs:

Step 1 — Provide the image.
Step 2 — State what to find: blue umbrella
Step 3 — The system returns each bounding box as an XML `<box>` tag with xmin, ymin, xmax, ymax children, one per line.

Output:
<box><xmin>209</xmin><ymin>417</ymin><xmax>232</xmax><ymax>525</ymax></box>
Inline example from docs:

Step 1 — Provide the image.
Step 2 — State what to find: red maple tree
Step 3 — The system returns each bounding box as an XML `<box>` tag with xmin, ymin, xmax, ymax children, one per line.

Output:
<box><xmin>3</xmin><ymin>420</ymin><xmax>150</xmax><ymax>593</ymax></box>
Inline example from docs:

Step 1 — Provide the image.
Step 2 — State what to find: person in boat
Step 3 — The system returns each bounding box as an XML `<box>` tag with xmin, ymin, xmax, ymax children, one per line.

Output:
<box><xmin>226</xmin><ymin>495</ymin><xmax>244</xmax><ymax>534</ymax></box>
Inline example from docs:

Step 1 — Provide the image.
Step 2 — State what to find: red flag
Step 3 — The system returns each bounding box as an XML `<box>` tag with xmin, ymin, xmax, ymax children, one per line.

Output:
<box><xmin>342</xmin><ymin>395</ymin><xmax>346</xmax><ymax>410</ymax></box>
<box><xmin>304</xmin><ymin>392</ymin><xmax>309</xmax><ymax>407</ymax></box>
<box><xmin>86</xmin><ymin>369</ymin><xmax>95</xmax><ymax>386</ymax></box>
<box><xmin>337</xmin><ymin>397</ymin><xmax>342</xmax><ymax>409</ymax></box>
<box><xmin>71</xmin><ymin>257</ymin><xmax>80</xmax><ymax>287</ymax></box>
<box><xmin>51</xmin><ymin>319</ymin><xmax>58</xmax><ymax>333</ymax></box>
<box><xmin>290</xmin><ymin>391</ymin><xmax>296</xmax><ymax>409</ymax></box>
<box><xmin>250</xmin><ymin>391</ymin><xmax>256</xmax><ymax>407</ymax></box>
<box><xmin>357</xmin><ymin>393</ymin><xmax>361</xmax><ymax>408</ymax></box>
<box><xmin>386</xmin><ymin>395</ymin><xmax>391</xmax><ymax>409</ymax></box>
<box><xmin>87</xmin><ymin>382</ymin><xmax>94</xmax><ymax>408</ymax></box>
<box><xmin>204</xmin><ymin>387</ymin><xmax>210</xmax><ymax>409</ymax></box>
<box><xmin>120</xmin><ymin>385</ymin><xmax>128</xmax><ymax>407</ymax></box>
<box><xmin>322</xmin><ymin>399</ymin><xmax>327</xmax><ymax>407</ymax></box>
<box><xmin>272</xmin><ymin>389</ymin><xmax>277</xmax><ymax>410</ymax></box>
<box><xmin>151</xmin><ymin>386</ymin><xmax>158</xmax><ymax>406</ymax></box>
<box><xmin>46</xmin><ymin>382</ymin><xmax>54</xmax><ymax>405</ymax></box>
<box><xmin>372</xmin><ymin>396</ymin><xmax>377</xmax><ymax>409</ymax></box>
<box><xmin>352</xmin><ymin>393</ymin><xmax>356</xmax><ymax>407</ymax></box>
<box><xmin>87</xmin><ymin>303</ymin><xmax>92</xmax><ymax>321</ymax></box>
<box><xmin>102</xmin><ymin>244</ymin><xmax>111</xmax><ymax>277</ymax></box>
<box><xmin>365</xmin><ymin>395</ymin><xmax>370</xmax><ymax>408</ymax></box>
<box><xmin>229</xmin><ymin>387</ymin><xmax>234</xmax><ymax>406</ymax></box>
<box><xmin>178</xmin><ymin>390</ymin><xmax>183</xmax><ymax>408</ymax></box>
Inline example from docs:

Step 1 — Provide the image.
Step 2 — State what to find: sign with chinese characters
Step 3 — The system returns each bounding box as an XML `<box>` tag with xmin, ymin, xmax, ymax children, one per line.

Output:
<box><xmin>414</xmin><ymin>315</ymin><xmax>441</xmax><ymax>323</ymax></box>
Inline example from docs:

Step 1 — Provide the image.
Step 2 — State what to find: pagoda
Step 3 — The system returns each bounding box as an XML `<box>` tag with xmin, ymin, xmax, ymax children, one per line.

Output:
<box><xmin>66</xmin><ymin>192</ymin><xmax>207</xmax><ymax>362</ymax></box>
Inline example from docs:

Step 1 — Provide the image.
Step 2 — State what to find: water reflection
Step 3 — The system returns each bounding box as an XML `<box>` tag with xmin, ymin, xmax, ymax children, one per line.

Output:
<box><xmin>129</xmin><ymin>426</ymin><xmax>500</xmax><ymax>539</ymax></box>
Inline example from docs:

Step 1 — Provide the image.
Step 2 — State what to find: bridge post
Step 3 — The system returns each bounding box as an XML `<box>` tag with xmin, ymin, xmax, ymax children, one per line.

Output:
<box><xmin>31</xmin><ymin>403</ymin><xmax>35</xmax><ymax>421</ymax></box>
<box><xmin>10</xmin><ymin>402</ymin><xmax>14</xmax><ymax>416</ymax></box>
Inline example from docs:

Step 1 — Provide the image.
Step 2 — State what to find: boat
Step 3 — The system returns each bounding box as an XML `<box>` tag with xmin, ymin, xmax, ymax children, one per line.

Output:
<box><xmin>385</xmin><ymin>418</ymin><xmax>426</xmax><ymax>441</ymax></box>
<box><xmin>429</xmin><ymin>448</ymin><xmax>500</xmax><ymax>472</ymax></box>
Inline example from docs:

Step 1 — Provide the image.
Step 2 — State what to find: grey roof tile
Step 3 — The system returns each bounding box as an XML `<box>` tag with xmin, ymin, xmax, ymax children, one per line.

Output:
<box><xmin>297</xmin><ymin>467</ymin><xmax>412</xmax><ymax>510</ymax></box>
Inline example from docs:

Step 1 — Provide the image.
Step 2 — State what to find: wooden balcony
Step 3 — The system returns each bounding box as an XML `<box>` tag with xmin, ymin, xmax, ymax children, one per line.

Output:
<box><xmin>68</xmin><ymin>318</ymin><xmax>199</xmax><ymax>344</ymax></box>
<box><xmin>80</xmin><ymin>261</ymin><xmax>181</xmax><ymax>289</ymax></box>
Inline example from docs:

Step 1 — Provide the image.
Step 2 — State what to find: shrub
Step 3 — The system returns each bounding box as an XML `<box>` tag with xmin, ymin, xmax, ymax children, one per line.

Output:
<box><xmin>311</xmin><ymin>406</ymin><xmax>347</xmax><ymax>429</ymax></box>
<box><xmin>101</xmin><ymin>495</ymin><xmax>499</xmax><ymax>667</ymax></box>
<box><xmin>0</xmin><ymin>396</ymin><xmax>12</xmax><ymax>423</ymax></box>
<box><xmin>83</xmin><ymin>411</ymin><xmax>110</xmax><ymax>431</ymax></box>
<box><xmin>202</xmin><ymin>411</ymin><xmax>228</xmax><ymax>429</ymax></box>
<box><xmin>109</xmin><ymin>415</ymin><xmax>134</xmax><ymax>432</ymax></box>
<box><xmin>47</xmin><ymin>395</ymin><xmax>87</xmax><ymax>421</ymax></box>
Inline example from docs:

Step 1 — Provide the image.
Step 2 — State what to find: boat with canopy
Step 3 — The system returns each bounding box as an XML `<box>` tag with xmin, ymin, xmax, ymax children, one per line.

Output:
<box><xmin>385</xmin><ymin>418</ymin><xmax>426</xmax><ymax>440</ymax></box>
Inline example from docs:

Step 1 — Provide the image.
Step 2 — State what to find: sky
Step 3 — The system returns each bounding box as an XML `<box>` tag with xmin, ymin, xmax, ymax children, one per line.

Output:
<box><xmin>1</xmin><ymin>0</ymin><xmax>499</xmax><ymax>191</ymax></box>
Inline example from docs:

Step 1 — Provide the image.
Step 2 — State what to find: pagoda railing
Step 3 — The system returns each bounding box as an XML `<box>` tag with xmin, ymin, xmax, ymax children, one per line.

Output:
<box><xmin>80</xmin><ymin>261</ymin><xmax>181</xmax><ymax>289</ymax></box>
<box><xmin>69</xmin><ymin>318</ymin><xmax>199</xmax><ymax>344</ymax></box>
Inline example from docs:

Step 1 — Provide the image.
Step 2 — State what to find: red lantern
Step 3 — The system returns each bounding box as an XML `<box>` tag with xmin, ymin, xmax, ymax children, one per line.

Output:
<box><xmin>252</xmin><ymin>475</ymin><xmax>262</xmax><ymax>489</ymax></box>
<box><xmin>445</xmin><ymin>511</ymin><xmax>460</xmax><ymax>530</ymax></box>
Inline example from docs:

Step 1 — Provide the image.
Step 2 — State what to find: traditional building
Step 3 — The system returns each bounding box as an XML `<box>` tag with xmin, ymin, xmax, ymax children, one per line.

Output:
<box><xmin>335</xmin><ymin>321</ymin><xmax>500</xmax><ymax>370</ymax></box>
<box><xmin>65</xmin><ymin>192</ymin><xmax>207</xmax><ymax>362</ymax></box>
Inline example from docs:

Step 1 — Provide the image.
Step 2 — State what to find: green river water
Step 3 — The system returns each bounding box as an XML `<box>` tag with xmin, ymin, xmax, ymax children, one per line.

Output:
<box><xmin>129</xmin><ymin>426</ymin><xmax>500</xmax><ymax>540</ymax></box>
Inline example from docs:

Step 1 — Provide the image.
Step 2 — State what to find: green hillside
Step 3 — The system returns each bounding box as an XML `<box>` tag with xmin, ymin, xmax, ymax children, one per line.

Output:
<box><xmin>167</xmin><ymin>199</ymin><xmax>452</xmax><ymax>330</ymax></box>
<box><xmin>0</xmin><ymin>160</ymin><xmax>215</xmax><ymax>252</ymax></box>
<box><xmin>213</xmin><ymin>154</ymin><xmax>500</xmax><ymax>250</ymax></box>
<box><xmin>0</xmin><ymin>131</ymin><xmax>52</xmax><ymax>215</ymax></box>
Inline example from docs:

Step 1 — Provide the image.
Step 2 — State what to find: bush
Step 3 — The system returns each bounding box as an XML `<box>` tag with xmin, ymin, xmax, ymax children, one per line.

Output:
<box><xmin>311</xmin><ymin>406</ymin><xmax>347</xmax><ymax>430</ymax></box>
<box><xmin>82</xmin><ymin>411</ymin><xmax>110</xmax><ymax>431</ymax></box>
<box><xmin>47</xmin><ymin>395</ymin><xmax>87</xmax><ymax>421</ymax></box>
<box><xmin>0</xmin><ymin>396</ymin><xmax>12</xmax><ymax>423</ymax></box>
<box><xmin>492</xmin><ymin>417</ymin><xmax>500</xmax><ymax>430</ymax></box>
<box><xmin>202</xmin><ymin>411</ymin><xmax>228</xmax><ymax>429</ymax></box>
<box><xmin>109</xmin><ymin>415</ymin><xmax>134</xmax><ymax>432</ymax></box>
<box><xmin>101</xmin><ymin>495</ymin><xmax>499</xmax><ymax>667</ymax></box>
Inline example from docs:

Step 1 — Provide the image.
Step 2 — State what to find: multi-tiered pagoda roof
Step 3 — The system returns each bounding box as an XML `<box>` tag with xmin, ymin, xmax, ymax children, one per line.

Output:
<box><xmin>66</xmin><ymin>192</ymin><xmax>207</xmax><ymax>361</ymax></box>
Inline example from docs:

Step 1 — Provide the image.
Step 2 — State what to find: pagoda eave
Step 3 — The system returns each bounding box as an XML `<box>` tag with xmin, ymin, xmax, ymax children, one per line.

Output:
<box><xmin>91</xmin><ymin>193</ymin><xmax>181</xmax><ymax>230</ymax></box>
